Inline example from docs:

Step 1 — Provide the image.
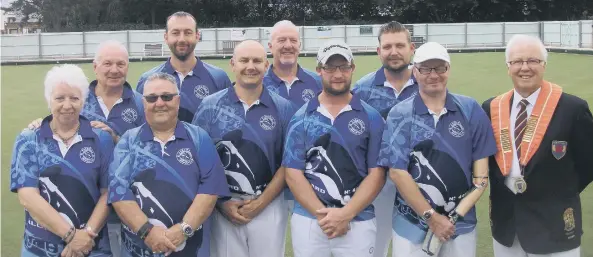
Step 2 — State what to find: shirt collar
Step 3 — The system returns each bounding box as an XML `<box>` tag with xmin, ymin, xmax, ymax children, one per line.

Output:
<box><xmin>305</xmin><ymin>91</ymin><xmax>363</xmax><ymax>113</ymax></box>
<box><xmin>163</xmin><ymin>57</ymin><xmax>204</xmax><ymax>79</ymax></box>
<box><xmin>138</xmin><ymin>120</ymin><xmax>188</xmax><ymax>142</ymax></box>
<box><xmin>89</xmin><ymin>80</ymin><xmax>135</xmax><ymax>100</ymax></box>
<box><xmin>266</xmin><ymin>64</ymin><xmax>309</xmax><ymax>85</ymax></box>
<box><xmin>372</xmin><ymin>66</ymin><xmax>417</xmax><ymax>86</ymax></box>
<box><xmin>413</xmin><ymin>92</ymin><xmax>459</xmax><ymax>115</ymax></box>
<box><xmin>512</xmin><ymin>87</ymin><xmax>541</xmax><ymax>108</ymax></box>
<box><xmin>39</xmin><ymin>115</ymin><xmax>95</xmax><ymax>140</ymax></box>
<box><xmin>228</xmin><ymin>84</ymin><xmax>274</xmax><ymax>108</ymax></box>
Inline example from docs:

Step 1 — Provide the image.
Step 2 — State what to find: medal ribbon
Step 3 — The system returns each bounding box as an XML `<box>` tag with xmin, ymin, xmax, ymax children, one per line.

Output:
<box><xmin>490</xmin><ymin>81</ymin><xmax>562</xmax><ymax>176</ymax></box>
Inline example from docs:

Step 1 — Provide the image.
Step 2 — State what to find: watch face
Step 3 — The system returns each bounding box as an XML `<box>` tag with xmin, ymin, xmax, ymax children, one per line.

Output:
<box><xmin>184</xmin><ymin>226</ymin><xmax>192</xmax><ymax>234</ymax></box>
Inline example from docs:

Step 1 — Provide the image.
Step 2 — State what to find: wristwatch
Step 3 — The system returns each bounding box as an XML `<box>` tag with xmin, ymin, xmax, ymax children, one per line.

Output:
<box><xmin>180</xmin><ymin>222</ymin><xmax>194</xmax><ymax>238</ymax></box>
<box><xmin>421</xmin><ymin>208</ymin><xmax>435</xmax><ymax>221</ymax></box>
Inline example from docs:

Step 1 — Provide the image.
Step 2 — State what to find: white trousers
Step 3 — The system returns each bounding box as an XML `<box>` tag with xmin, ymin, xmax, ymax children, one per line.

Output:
<box><xmin>107</xmin><ymin>222</ymin><xmax>122</xmax><ymax>257</ymax></box>
<box><xmin>392</xmin><ymin>229</ymin><xmax>477</xmax><ymax>257</ymax></box>
<box><xmin>291</xmin><ymin>213</ymin><xmax>377</xmax><ymax>257</ymax></box>
<box><xmin>372</xmin><ymin>180</ymin><xmax>397</xmax><ymax>257</ymax></box>
<box><xmin>493</xmin><ymin>236</ymin><xmax>581</xmax><ymax>257</ymax></box>
<box><xmin>210</xmin><ymin>195</ymin><xmax>287</xmax><ymax>257</ymax></box>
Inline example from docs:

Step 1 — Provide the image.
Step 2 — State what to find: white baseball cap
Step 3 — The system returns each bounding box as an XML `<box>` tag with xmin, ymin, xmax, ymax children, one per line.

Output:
<box><xmin>317</xmin><ymin>40</ymin><xmax>354</xmax><ymax>65</ymax></box>
<box><xmin>413</xmin><ymin>42</ymin><xmax>451</xmax><ymax>64</ymax></box>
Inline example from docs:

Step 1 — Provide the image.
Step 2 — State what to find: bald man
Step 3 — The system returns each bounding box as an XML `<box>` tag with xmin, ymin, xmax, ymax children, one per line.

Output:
<box><xmin>263</xmin><ymin>19</ymin><xmax>322</xmax><ymax>214</ymax></box>
<box><xmin>264</xmin><ymin>20</ymin><xmax>322</xmax><ymax>108</ymax></box>
<box><xmin>192</xmin><ymin>40</ymin><xmax>295</xmax><ymax>257</ymax></box>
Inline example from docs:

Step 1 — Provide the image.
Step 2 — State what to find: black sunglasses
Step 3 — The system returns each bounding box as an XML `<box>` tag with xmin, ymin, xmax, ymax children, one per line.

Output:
<box><xmin>143</xmin><ymin>93</ymin><xmax>179</xmax><ymax>103</ymax></box>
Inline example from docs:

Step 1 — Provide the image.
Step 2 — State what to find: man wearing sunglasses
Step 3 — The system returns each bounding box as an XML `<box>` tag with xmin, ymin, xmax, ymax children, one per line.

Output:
<box><xmin>283</xmin><ymin>40</ymin><xmax>386</xmax><ymax>257</ymax></box>
<box><xmin>136</xmin><ymin>11</ymin><xmax>231</xmax><ymax>123</ymax></box>
<box><xmin>108</xmin><ymin>72</ymin><xmax>230</xmax><ymax>257</ymax></box>
<box><xmin>483</xmin><ymin>34</ymin><xmax>593</xmax><ymax>257</ymax></box>
<box><xmin>192</xmin><ymin>40</ymin><xmax>295</xmax><ymax>257</ymax></box>
<box><xmin>378</xmin><ymin>42</ymin><xmax>496</xmax><ymax>257</ymax></box>
<box><xmin>351</xmin><ymin>21</ymin><xmax>420</xmax><ymax>257</ymax></box>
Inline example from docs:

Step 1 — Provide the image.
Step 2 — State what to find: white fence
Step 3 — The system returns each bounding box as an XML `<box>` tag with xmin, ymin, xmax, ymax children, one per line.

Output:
<box><xmin>1</xmin><ymin>20</ymin><xmax>592</xmax><ymax>61</ymax></box>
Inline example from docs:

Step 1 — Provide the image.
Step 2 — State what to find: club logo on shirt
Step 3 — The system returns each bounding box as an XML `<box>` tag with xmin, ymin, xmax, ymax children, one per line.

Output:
<box><xmin>79</xmin><ymin>147</ymin><xmax>95</xmax><ymax>164</ymax></box>
<box><xmin>176</xmin><ymin>148</ymin><xmax>194</xmax><ymax>165</ymax></box>
<box><xmin>259</xmin><ymin>115</ymin><xmax>276</xmax><ymax>131</ymax></box>
<box><xmin>194</xmin><ymin>85</ymin><xmax>210</xmax><ymax>99</ymax></box>
<box><xmin>348</xmin><ymin>118</ymin><xmax>366</xmax><ymax>135</ymax></box>
<box><xmin>448</xmin><ymin>121</ymin><xmax>465</xmax><ymax>138</ymax></box>
<box><xmin>121</xmin><ymin>108</ymin><xmax>138</xmax><ymax>123</ymax></box>
<box><xmin>301</xmin><ymin>89</ymin><xmax>315</xmax><ymax>102</ymax></box>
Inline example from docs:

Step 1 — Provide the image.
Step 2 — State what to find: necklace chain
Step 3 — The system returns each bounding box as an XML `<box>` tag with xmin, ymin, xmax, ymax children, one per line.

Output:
<box><xmin>51</xmin><ymin>122</ymin><xmax>80</xmax><ymax>144</ymax></box>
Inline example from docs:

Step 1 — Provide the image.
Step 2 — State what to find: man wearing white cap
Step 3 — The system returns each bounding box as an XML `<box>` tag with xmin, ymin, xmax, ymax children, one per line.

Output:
<box><xmin>378</xmin><ymin>42</ymin><xmax>497</xmax><ymax>257</ymax></box>
<box><xmin>283</xmin><ymin>40</ymin><xmax>386</xmax><ymax>257</ymax></box>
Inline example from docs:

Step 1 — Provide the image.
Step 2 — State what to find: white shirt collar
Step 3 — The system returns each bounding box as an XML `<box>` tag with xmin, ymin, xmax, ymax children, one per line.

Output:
<box><xmin>383</xmin><ymin>78</ymin><xmax>415</xmax><ymax>96</ymax></box>
<box><xmin>512</xmin><ymin>87</ymin><xmax>541</xmax><ymax>108</ymax></box>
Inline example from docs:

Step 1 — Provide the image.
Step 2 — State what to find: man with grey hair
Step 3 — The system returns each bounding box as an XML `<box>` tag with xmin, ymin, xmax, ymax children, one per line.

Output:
<box><xmin>108</xmin><ymin>72</ymin><xmax>230</xmax><ymax>257</ymax></box>
<box><xmin>263</xmin><ymin>20</ymin><xmax>322</xmax><ymax>108</ymax></box>
<box><xmin>482</xmin><ymin>34</ymin><xmax>593</xmax><ymax>257</ymax></box>
<box><xmin>25</xmin><ymin>39</ymin><xmax>146</xmax><ymax>257</ymax></box>
<box><xmin>136</xmin><ymin>11</ymin><xmax>231</xmax><ymax>123</ymax></box>
<box><xmin>263</xmin><ymin>19</ymin><xmax>323</xmax><ymax>214</ymax></box>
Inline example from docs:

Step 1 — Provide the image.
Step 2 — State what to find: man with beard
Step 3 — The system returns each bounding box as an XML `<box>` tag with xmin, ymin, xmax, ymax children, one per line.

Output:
<box><xmin>108</xmin><ymin>73</ymin><xmax>230</xmax><ymax>257</ymax></box>
<box><xmin>192</xmin><ymin>40</ymin><xmax>295</xmax><ymax>257</ymax></box>
<box><xmin>283</xmin><ymin>40</ymin><xmax>385</xmax><ymax>257</ymax></box>
<box><xmin>483</xmin><ymin>34</ymin><xmax>593</xmax><ymax>257</ymax></box>
<box><xmin>263</xmin><ymin>20</ymin><xmax>322</xmax><ymax>108</ymax></box>
<box><xmin>136</xmin><ymin>11</ymin><xmax>232</xmax><ymax>123</ymax></box>
<box><xmin>378</xmin><ymin>42</ymin><xmax>496</xmax><ymax>257</ymax></box>
<box><xmin>352</xmin><ymin>21</ymin><xmax>419</xmax><ymax>257</ymax></box>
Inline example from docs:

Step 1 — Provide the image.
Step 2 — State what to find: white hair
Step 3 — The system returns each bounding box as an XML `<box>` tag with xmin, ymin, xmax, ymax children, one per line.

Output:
<box><xmin>44</xmin><ymin>64</ymin><xmax>90</xmax><ymax>107</ymax></box>
<box><xmin>505</xmin><ymin>34</ymin><xmax>548</xmax><ymax>64</ymax></box>
<box><xmin>269</xmin><ymin>20</ymin><xmax>298</xmax><ymax>41</ymax></box>
<box><xmin>93</xmin><ymin>40</ymin><xmax>129</xmax><ymax>63</ymax></box>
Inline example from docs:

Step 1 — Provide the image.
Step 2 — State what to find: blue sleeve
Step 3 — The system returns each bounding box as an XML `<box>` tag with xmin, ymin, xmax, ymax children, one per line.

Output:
<box><xmin>366</xmin><ymin>108</ymin><xmax>385</xmax><ymax>169</ymax></box>
<box><xmin>96</xmin><ymin>129</ymin><xmax>115</xmax><ymax>190</ymax></box>
<box><xmin>209</xmin><ymin>66</ymin><xmax>231</xmax><ymax>91</ymax></box>
<box><xmin>351</xmin><ymin>79</ymin><xmax>362</xmax><ymax>95</ymax></box>
<box><xmin>9</xmin><ymin>130</ymin><xmax>39</xmax><ymax>192</ymax></box>
<box><xmin>195</xmin><ymin>128</ymin><xmax>230</xmax><ymax>196</ymax></box>
<box><xmin>378</xmin><ymin>106</ymin><xmax>412</xmax><ymax>171</ymax></box>
<box><xmin>107</xmin><ymin>131</ymin><xmax>136</xmax><ymax>204</ymax></box>
<box><xmin>279</xmin><ymin>99</ymin><xmax>297</xmax><ymax>157</ymax></box>
<box><xmin>470</xmin><ymin>101</ymin><xmax>497</xmax><ymax>161</ymax></box>
<box><xmin>136</xmin><ymin>75</ymin><xmax>146</xmax><ymax>94</ymax></box>
<box><xmin>282</xmin><ymin>107</ymin><xmax>307</xmax><ymax>171</ymax></box>
<box><xmin>219</xmin><ymin>72</ymin><xmax>232</xmax><ymax>91</ymax></box>
<box><xmin>133</xmin><ymin>92</ymin><xmax>146</xmax><ymax>124</ymax></box>
<box><xmin>191</xmin><ymin>100</ymin><xmax>214</xmax><ymax>135</ymax></box>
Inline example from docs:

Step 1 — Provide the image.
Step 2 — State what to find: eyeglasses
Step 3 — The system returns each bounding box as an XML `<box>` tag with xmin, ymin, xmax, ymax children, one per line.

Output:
<box><xmin>143</xmin><ymin>93</ymin><xmax>179</xmax><ymax>103</ymax></box>
<box><xmin>321</xmin><ymin>65</ymin><xmax>353</xmax><ymax>73</ymax></box>
<box><xmin>507</xmin><ymin>59</ymin><xmax>544</xmax><ymax>67</ymax></box>
<box><xmin>415</xmin><ymin>66</ymin><xmax>448</xmax><ymax>75</ymax></box>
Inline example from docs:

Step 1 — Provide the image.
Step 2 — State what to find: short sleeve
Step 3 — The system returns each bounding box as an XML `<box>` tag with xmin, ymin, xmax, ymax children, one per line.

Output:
<box><xmin>282</xmin><ymin>107</ymin><xmax>307</xmax><ymax>171</ymax></box>
<box><xmin>191</xmin><ymin>100</ymin><xmax>214</xmax><ymax>135</ymax></box>
<box><xmin>136</xmin><ymin>75</ymin><xmax>146</xmax><ymax>94</ymax></box>
<box><xmin>10</xmin><ymin>131</ymin><xmax>40</xmax><ymax>192</ymax></box>
<box><xmin>378</xmin><ymin>105</ymin><xmax>413</xmax><ymax>171</ymax></box>
<box><xmin>95</xmin><ymin>129</ymin><xmax>115</xmax><ymax>190</ymax></box>
<box><xmin>107</xmin><ymin>132</ymin><xmax>136</xmax><ymax>204</ymax></box>
<box><xmin>195</xmin><ymin>128</ymin><xmax>231</xmax><ymax>197</ymax></box>
<box><xmin>470</xmin><ymin>101</ymin><xmax>497</xmax><ymax>161</ymax></box>
<box><xmin>366</xmin><ymin>107</ymin><xmax>385</xmax><ymax>169</ymax></box>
